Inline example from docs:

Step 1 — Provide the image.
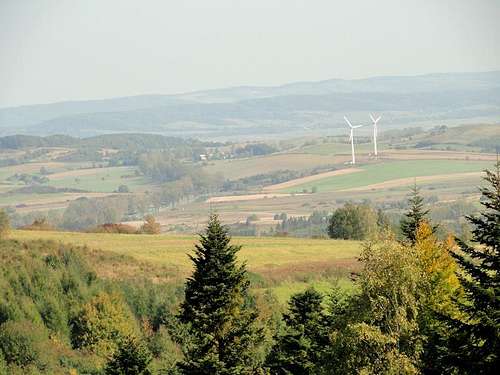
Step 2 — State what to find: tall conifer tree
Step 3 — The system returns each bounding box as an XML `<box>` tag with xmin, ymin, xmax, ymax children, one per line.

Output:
<box><xmin>450</xmin><ymin>161</ymin><xmax>500</xmax><ymax>373</ymax></box>
<box><xmin>266</xmin><ymin>288</ymin><xmax>329</xmax><ymax>374</ymax></box>
<box><xmin>178</xmin><ymin>214</ymin><xmax>263</xmax><ymax>374</ymax></box>
<box><xmin>400</xmin><ymin>182</ymin><xmax>434</xmax><ymax>244</ymax></box>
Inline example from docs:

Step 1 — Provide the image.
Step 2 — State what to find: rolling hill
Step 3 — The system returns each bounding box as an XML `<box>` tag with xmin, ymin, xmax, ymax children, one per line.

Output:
<box><xmin>1</xmin><ymin>71</ymin><xmax>500</xmax><ymax>139</ymax></box>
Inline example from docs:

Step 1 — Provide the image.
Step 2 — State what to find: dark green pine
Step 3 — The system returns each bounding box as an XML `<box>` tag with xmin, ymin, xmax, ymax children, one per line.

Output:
<box><xmin>266</xmin><ymin>288</ymin><xmax>329</xmax><ymax>374</ymax></box>
<box><xmin>400</xmin><ymin>182</ymin><xmax>435</xmax><ymax>244</ymax></box>
<box><xmin>451</xmin><ymin>161</ymin><xmax>500</xmax><ymax>373</ymax></box>
<box><xmin>178</xmin><ymin>214</ymin><xmax>263</xmax><ymax>374</ymax></box>
<box><xmin>105</xmin><ymin>335</ymin><xmax>152</xmax><ymax>375</ymax></box>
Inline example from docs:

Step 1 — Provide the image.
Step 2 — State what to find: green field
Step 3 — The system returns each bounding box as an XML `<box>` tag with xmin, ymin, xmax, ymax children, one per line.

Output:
<box><xmin>46</xmin><ymin>166</ymin><xmax>146</xmax><ymax>192</ymax></box>
<box><xmin>203</xmin><ymin>153</ymin><xmax>336</xmax><ymax>180</ymax></box>
<box><xmin>282</xmin><ymin>160</ymin><xmax>491</xmax><ymax>193</ymax></box>
<box><xmin>11</xmin><ymin>230</ymin><xmax>361</xmax><ymax>302</ymax></box>
<box><xmin>0</xmin><ymin>163</ymin><xmax>147</xmax><ymax>194</ymax></box>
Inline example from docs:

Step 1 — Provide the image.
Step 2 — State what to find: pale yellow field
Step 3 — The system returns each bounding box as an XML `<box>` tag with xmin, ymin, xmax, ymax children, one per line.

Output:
<box><xmin>206</xmin><ymin>193</ymin><xmax>307</xmax><ymax>203</ymax></box>
<box><xmin>11</xmin><ymin>230</ymin><xmax>361</xmax><ymax>277</ymax></box>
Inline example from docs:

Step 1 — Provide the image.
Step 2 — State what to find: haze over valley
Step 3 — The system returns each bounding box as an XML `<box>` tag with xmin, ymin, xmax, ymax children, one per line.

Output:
<box><xmin>1</xmin><ymin>71</ymin><xmax>500</xmax><ymax>139</ymax></box>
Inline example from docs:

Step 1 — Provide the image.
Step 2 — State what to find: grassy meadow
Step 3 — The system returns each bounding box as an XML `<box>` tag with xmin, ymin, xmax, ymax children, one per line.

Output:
<box><xmin>11</xmin><ymin>229</ymin><xmax>361</xmax><ymax>302</ymax></box>
<box><xmin>46</xmin><ymin>166</ymin><xmax>146</xmax><ymax>192</ymax></box>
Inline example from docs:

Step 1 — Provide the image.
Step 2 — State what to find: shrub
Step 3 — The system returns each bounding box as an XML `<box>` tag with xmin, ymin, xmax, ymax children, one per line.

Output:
<box><xmin>71</xmin><ymin>292</ymin><xmax>138</xmax><ymax>356</ymax></box>
<box><xmin>105</xmin><ymin>335</ymin><xmax>152</xmax><ymax>375</ymax></box>
<box><xmin>117</xmin><ymin>185</ymin><xmax>130</xmax><ymax>193</ymax></box>
<box><xmin>0</xmin><ymin>321</ymin><xmax>52</xmax><ymax>371</ymax></box>
<box><xmin>19</xmin><ymin>218</ymin><xmax>55</xmax><ymax>231</ymax></box>
<box><xmin>140</xmin><ymin>216</ymin><xmax>160</xmax><ymax>235</ymax></box>
<box><xmin>87</xmin><ymin>223</ymin><xmax>138</xmax><ymax>234</ymax></box>
<box><xmin>327</xmin><ymin>203</ymin><xmax>379</xmax><ymax>240</ymax></box>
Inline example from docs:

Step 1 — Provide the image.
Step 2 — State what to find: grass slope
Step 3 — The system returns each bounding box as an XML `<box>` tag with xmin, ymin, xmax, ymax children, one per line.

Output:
<box><xmin>11</xmin><ymin>230</ymin><xmax>361</xmax><ymax>303</ymax></box>
<box><xmin>11</xmin><ymin>230</ymin><xmax>359</xmax><ymax>271</ymax></box>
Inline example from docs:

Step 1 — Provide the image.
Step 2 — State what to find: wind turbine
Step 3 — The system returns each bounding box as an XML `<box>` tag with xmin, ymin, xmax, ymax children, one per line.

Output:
<box><xmin>369</xmin><ymin>114</ymin><xmax>381</xmax><ymax>157</ymax></box>
<box><xmin>343</xmin><ymin>116</ymin><xmax>363</xmax><ymax>165</ymax></box>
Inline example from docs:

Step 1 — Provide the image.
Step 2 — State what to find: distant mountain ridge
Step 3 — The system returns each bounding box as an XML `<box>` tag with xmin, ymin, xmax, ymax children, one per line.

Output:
<box><xmin>1</xmin><ymin>71</ymin><xmax>499</xmax><ymax>139</ymax></box>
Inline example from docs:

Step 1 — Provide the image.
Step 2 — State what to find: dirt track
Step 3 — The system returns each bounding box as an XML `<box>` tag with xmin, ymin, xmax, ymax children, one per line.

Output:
<box><xmin>339</xmin><ymin>172</ymin><xmax>482</xmax><ymax>192</ymax></box>
<box><xmin>206</xmin><ymin>192</ymin><xmax>307</xmax><ymax>203</ymax></box>
<box><xmin>263</xmin><ymin>168</ymin><xmax>362</xmax><ymax>191</ymax></box>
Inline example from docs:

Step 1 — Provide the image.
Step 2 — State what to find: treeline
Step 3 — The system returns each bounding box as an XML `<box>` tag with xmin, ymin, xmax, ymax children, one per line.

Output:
<box><xmin>232</xmin><ymin>143</ymin><xmax>277</xmax><ymax>157</ymax></box>
<box><xmin>9</xmin><ymin>195</ymin><xmax>145</xmax><ymax>231</ymax></box>
<box><xmin>253</xmin><ymin>204</ymin><xmax>390</xmax><ymax>239</ymax></box>
<box><xmin>273</xmin><ymin>211</ymin><xmax>330</xmax><ymax>238</ymax></box>
<box><xmin>0</xmin><ymin>134</ymin><xmax>206</xmax><ymax>151</ymax></box>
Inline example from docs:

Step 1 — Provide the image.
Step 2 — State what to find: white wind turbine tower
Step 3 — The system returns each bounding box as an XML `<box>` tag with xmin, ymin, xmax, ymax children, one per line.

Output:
<box><xmin>343</xmin><ymin>116</ymin><xmax>363</xmax><ymax>165</ymax></box>
<box><xmin>370</xmin><ymin>114</ymin><xmax>381</xmax><ymax>157</ymax></box>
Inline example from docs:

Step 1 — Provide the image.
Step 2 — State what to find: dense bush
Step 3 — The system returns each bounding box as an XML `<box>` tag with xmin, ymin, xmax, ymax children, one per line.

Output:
<box><xmin>327</xmin><ymin>203</ymin><xmax>380</xmax><ymax>240</ymax></box>
<box><xmin>0</xmin><ymin>321</ymin><xmax>53</xmax><ymax>372</ymax></box>
<box><xmin>71</xmin><ymin>292</ymin><xmax>139</xmax><ymax>356</ymax></box>
<box><xmin>105</xmin><ymin>335</ymin><xmax>153</xmax><ymax>375</ymax></box>
<box><xmin>140</xmin><ymin>215</ymin><xmax>161</xmax><ymax>234</ymax></box>
<box><xmin>19</xmin><ymin>218</ymin><xmax>55</xmax><ymax>231</ymax></box>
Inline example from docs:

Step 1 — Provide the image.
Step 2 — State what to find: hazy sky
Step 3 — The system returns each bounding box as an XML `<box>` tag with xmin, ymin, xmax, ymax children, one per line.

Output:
<box><xmin>1</xmin><ymin>0</ymin><xmax>500</xmax><ymax>107</ymax></box>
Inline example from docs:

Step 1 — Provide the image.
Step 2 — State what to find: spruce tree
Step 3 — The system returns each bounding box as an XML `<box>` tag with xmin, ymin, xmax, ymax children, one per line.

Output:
<box><xmin>450</xmin><ymin>161</ymin><xmax>500</xmax><ymax>373</ymax></box>
<box><xmin>400</xmin><ymin>182</ymin><xmax>434</xmax><ymax>244</ymax></box>
<box><xmin>266</xmin><ymin>288</ymin><xmax>329</xmax><ymax>374</ymax></box>
<box><xmin>178</xmin><ymin>214</ymin><xmax>263</xmax><ymax>374</ymax></box>
<box><xmin>105</xmin><ymin>335</ymin><xmax>152</xmax><ymax>375</ymax></box>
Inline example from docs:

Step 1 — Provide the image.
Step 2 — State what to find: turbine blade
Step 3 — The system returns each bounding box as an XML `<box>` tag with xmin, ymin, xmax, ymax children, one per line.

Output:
<box><xmin>343</xmin><ymin>116</ymin><xmax>353</xmax><ymax>128</ymax></box>
<box><xmin>375</xmin><ymin>116</ymin><xmax>381</xmax><ymax>123</ymax></box>
<box><xmin>370</xmin><ymin>114</ymin><xmax>376</xmax><ymax>122</ymax></box>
